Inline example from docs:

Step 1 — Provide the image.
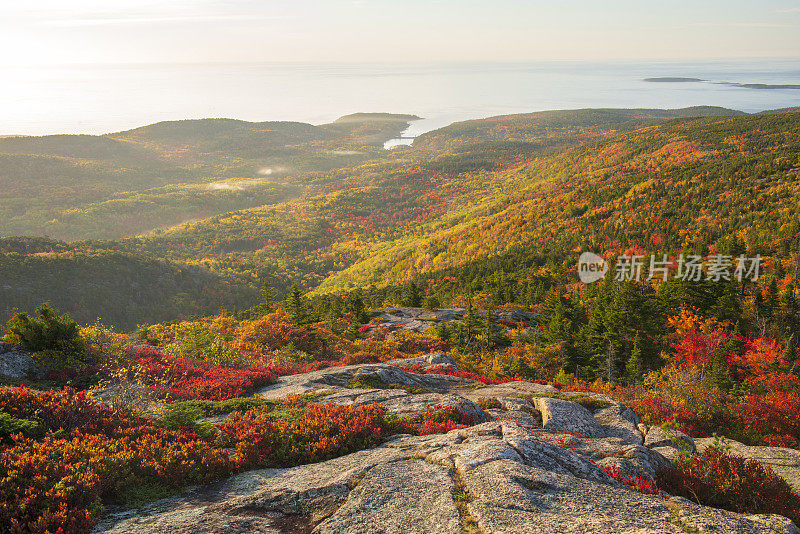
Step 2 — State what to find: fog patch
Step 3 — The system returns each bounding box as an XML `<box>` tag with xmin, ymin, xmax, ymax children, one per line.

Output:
<box><xmin>204</xmin><ymin>178</ymin><xmax>266</xmax><ymax>191</ymax></box>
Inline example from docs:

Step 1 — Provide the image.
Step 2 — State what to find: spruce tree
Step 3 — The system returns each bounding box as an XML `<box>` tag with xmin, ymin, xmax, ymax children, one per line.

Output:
<box><xmin>767</xmin><ymin>279</ymin><xmax>780</xmax><ymax>318</ymax></box>
<box><xmin>259</xmin><ymin>282</ymin><xmax>274</xmax><ymax>311</ymax></box>
<box><xmin>625</xmin><ymin>332</ymin><xmax>644</xmax><ymax>383</ymax></box>
<box><xmin>560</xmin><ymin>324</ymin><xmax>580</xmax><ymax>376</ymax></box>
<box><xmin>401</xmin><ymin>281</ymin><xmax>422</xmax><ymax>307</ymax></box>
<box><xmin>286</xmin><ymin>284</ymin><xmax>307</xmax><ymax>324</ymax></box>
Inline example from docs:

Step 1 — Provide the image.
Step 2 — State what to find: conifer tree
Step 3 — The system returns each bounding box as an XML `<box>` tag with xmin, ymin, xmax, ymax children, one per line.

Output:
<box><xmin>286</xmin><ymin>284</ymin><xmax>308</xmax><ymax>324</ymax></box>
<box><xmin>625</xmin><ymin>332</ymin><xmax>644</xmax><ymax>383</ymax></box>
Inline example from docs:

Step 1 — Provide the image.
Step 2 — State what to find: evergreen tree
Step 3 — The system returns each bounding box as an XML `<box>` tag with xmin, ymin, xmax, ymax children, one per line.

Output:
<box><xmin>775</xmin><ymin>260</ymin><xmax>786</xmax><ymax>280</ymax></box>
<box><xmin>560</xmin><ymin>324</ymin><xmax>580</xmax><ymax>376</ymax></box>
<box><xmin>401</xmin><ymin>281</ymin><xmax>422</xmax><ymax>307</ymax></box>
<box><xmin>424</xmin><ymin>294</ymin><xmax>441</xmax><ymax>311</ymax></box>
<box><xmin>545</xmin><ymin>300</ymin><xmax>566</xmax><ymax>344</ymax></box>
<box><xmin>603</xmin><ymin>289</ymin><xmax>628</xmax><ymax>382</ymax></box>
<box><xmin>710</xmin><ymin>341</ymin><xmax>734</xmax><ymax>391</ymax></box>
<box><xmin>625</xmin><ymin>332</ymin><xmax>644</xmax><ymax>383</ymax></box>
<box><xmin>286</xmin><ymin>284</ymin><xmax>308</xmax><ymax>324</ymax></box>
<box><xmin>345</xmin><ymin>291</ymin><xmax>368</xmax><ymax>323</ymax></box>
<box><xmin>766</xmin><ymin>279</ymin><xmax>780</xmax><ymax>318</ymax></box>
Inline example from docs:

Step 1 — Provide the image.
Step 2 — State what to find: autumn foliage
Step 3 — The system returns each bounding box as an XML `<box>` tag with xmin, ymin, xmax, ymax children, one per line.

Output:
<box><xmin>658</xmin><ymin>446</ymin><xmax>800</xmax><ymax>523</ymax></box>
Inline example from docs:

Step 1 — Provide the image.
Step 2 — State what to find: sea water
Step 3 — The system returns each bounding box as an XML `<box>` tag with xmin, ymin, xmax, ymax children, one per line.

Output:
<box><xmin>0</xmin><ymin>59</ymin><xmax>798</xmax><ymax>142</ymax></box>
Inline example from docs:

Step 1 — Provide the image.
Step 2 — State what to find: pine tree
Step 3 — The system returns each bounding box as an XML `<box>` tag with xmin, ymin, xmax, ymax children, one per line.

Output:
<box><xmin>603</xmin><ymin>289</ymin><xmax>628</xmax><ymax>382</ymax></box>
<box><xmin>346</xmin><ymin>291</ymin><xmax>368</xmax><ymax>323</ymax></box>
<box><xmin>560</xmin><ymin>324</ymin><xmax>580</xmax><ymax>376</ymax></box>
<box><xmin>775</xmin><ymin>260</ymin><xmax>786</xmax><ymax>280</ymax></box>
<box><xmin>606</xmin><ymin>340</ymin><xmax>625</xmax><ymax>384</ymax></box>
<box><xmin>424</xmin><ymin>294</ymin><xmax>441</xmax><ymax>311</ymax></box>
<box><xmin>625</xmin><ymin>332</ymin><xmax>644</xmax><ymax>383</ymax></box>
<box><xmin>401</xmin><ymin>281</ymin><xmax>422</xmax><ymax>307</ymax></box>
<box><xmin>767</xmin><ymin>279</ymin><xmax>780</xmax><ymax>318</ymax></box>
<box><xmin>710</xmin><ymin>341</ymin><xmax>734</xmax><ymax>391</ymax></box>
<box><xmin>545</xmin><ymin>300</ymin><xmax>566</xmax><ymax>344</ymax></box>
<box><xmin>286</xmin><ymin>284</ymin><xmax>307</xmax><ymax>324</ymax></box>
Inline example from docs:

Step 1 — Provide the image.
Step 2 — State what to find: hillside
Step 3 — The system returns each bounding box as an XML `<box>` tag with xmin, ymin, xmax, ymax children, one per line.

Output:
<box><xmin>0</xmin><ymin>237</ymin><xmax>256</xmax><ymax>330</ymax></box>
<box><xmin>0</xmin><ymin>114</ymin><xmax>415</xmax><ymax>240</ymax></box>
<box><xmin>2</xmin><ymin>108</ymin><xmax>798</xmax><ymax>329</ymax></box>
<box><xmin>317</xmin><ymin>111</ymin><xmax>800</xmax><ymax>291</ymax></box>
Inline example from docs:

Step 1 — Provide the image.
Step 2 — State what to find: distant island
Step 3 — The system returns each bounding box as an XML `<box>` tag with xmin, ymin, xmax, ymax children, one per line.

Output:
<box><xmin>644</xmin><ymin>77</ymin><xmax>800</xmax><ymax>90</ymax></box>
<box><xmin>643</xmin><ymin>77</ymin><xmax>705</xmax><ymax>83</ymax></box>
<box><xmin>718</xmin><ymin>82</ymin><xmax>800</xmax><ymax>90</ymax></box>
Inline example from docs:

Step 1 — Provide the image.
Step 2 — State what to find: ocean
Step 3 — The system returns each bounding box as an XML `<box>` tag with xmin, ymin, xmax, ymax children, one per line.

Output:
<box><xmin>1</xmin><ymin>59</ymin><xmax>799</xmax><ymax>140</ymax></box>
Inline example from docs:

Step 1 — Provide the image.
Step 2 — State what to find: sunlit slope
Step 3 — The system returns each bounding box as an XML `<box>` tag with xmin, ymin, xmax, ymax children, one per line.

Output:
<box><xmin>414</xmin><ymin>107</ymin><xmax>744</xmax><ymax>150</ymax></box>
<box><xmin>315</xmin><ymin>112</ymin><xmax>800</xmax><ymax>292</ymax></box>
<box><xmin>124</xmin><ymin>108</ymin><xmax>767</xmax><ymax>295</ymax></box>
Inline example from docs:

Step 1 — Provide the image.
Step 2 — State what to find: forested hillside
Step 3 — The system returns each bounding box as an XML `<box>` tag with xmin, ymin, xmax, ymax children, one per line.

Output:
<box><xmin>0</xmin><ymin>114</ymin><xmax>415</xmax><ymax>240</ymax></box>
<box><xmin>2</xmin><ymin>107</ymin><xmax>798</xmax><ymax>328</ymax></box>
<box><xmin>318</xmin><ymin>111</ymin><xmax>800</xmax><ymax>291</ymax></box>
<box><xmin>0</xmin><ymin>238</ymin><xmax>255</xmax><ymax>330</ymax></box>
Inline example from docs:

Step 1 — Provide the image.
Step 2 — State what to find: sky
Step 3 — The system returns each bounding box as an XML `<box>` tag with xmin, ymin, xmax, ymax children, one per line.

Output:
<box><xmin>0</xmin><ymin>0</ymin><xmax>799</xmax><ymax>66</ymax></box>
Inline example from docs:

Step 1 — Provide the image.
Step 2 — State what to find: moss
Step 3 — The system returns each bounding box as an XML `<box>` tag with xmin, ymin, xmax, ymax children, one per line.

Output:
<box><xmin>451</xmin><ymin>469</ymin><xmax>482</xmax><ymax>534</ymax></box>
<box><xmin>347</xmin><ymin>376</ymin><xmax>428</xmax><ymax>394</ymax></box>
<box><xmin>476</xmin><ymin>397</ymin><xmax>502</xmax><ymax>410</ymax></box>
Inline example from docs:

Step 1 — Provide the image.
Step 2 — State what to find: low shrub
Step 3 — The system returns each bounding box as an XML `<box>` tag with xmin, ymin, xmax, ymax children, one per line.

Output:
<box><xmin>132</xmin><ymin>347</ymin><xmax>276</xmax><ymax>401</ymax></box>
<box><xmin>418</xmin><ymin>405</ymin><xmax>479</xmax><ymax>435</ymax></box>
<box><xmin>477</xmin><ymin>397</ymin><xmax>502</xmax><ymax>410</ymax></box>
<box><xmin>601</xmin><ymin>464</ymin><xmax>662</xmax><ymax>496</ymax></box>
<box><xmin>216</xmin><ymin>401</ymin><xmax>389</xmax><ymax>468</ymax></box>
<box><xmin>0</xmin><ymin>387</ymin><xmax>232</xmax><ymax>533</ymax></box>
<box><xmin>657</xmin><ymin>446</ymin><xmax>800</xmax><ymax>523</ymax></box>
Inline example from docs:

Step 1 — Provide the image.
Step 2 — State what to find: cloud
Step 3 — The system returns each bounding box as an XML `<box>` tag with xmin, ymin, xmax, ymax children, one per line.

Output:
<box><xmin>776</xmin><ymin>7</ymin><xmax>800</xmax><ymax>13</ymax></box>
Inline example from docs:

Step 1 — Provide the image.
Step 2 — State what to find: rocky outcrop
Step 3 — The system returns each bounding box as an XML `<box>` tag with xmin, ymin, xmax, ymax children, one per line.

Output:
<box><xmin>644</xmin><ymin>425</ymin><xmax>697</xmax><ymax>461</ymax></box>
<box><xmin>384</xmin><ymin>352</ymin><xmax>459</xmax><ymax>371</ymax></box>
<box><xmin>94</xmin><ymin>420</ymin><xmax>798</xmax><ymax>534</ymax></box>
<box><xmin>368</xmin><ymin>307</ymin><xmax>542</xmax><ymax>334</ymax></box>
<box><xmin>0</xmin><ymin>342</ymin><xmax>37</xmax><ymax>379</ymax></box>
<box><xmin>94</xmin><ymin>361</ymin><xmax>800</xmax><ymax>534</ymax></box>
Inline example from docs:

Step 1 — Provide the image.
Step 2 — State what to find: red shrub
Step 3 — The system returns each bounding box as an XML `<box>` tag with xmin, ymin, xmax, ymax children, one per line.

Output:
<box><xmin>732</xmin><ymin>391</ymin><xmax>800</xmax><ymax>447</ymax></box>
<box><xmin>601</xmin><ymin>464</ymin><xmax>663</xmax><ymax>496</ymax></box>
<box><xmin>670</xmin><ymin>332</ymin><xmax>724</xmax><ymax>368</ymax></box>
<box><xmin>657</xmin><ymin>447</ymin><xmax>800</xmax><ymax>522</ymax></box>
<box><xmin>626</xmin><ymin>395</ymin><xmax>703</xmax><ymax>437</ymax></box>
<box><xmin>0</xmin><ymin>388</ymin><xmax>232</xmax><ymax>534</ymax></box>
<box><xmin>418</xmin><ymin>405</ymin><xmax>479</xmax><ymax>435</ymax></box>
<box><xmin>134</xmin><ymin>352</ymin><xmax>276</xmax><ymax>401</ymax></box>
<box><xmin>216</xmin><ymin>402</ymin><xmax>389</xmax><ymax>468</ymax></box>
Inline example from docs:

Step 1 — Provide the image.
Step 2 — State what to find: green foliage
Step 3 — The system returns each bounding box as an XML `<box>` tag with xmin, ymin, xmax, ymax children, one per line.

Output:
<box><xmin>286</xmin><ymin>284</ymin><xmax>309</xmax><ymax>324</ymax></box>
<box><xmin>0</xmin><ymin>412</ymin><xmax>40</xmax><ymax>442</ymax></box>
<box><xmin>4</xmin><ymin>304</ymin><xmax>83</xmax><ymax>355</ymax></box>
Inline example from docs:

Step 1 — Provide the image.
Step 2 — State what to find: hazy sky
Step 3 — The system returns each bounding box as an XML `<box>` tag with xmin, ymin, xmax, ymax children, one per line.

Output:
<box><xmin>1</xmin><ymin>0</ymin><xmax>799</xmax><ymax>66</ymax></box>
